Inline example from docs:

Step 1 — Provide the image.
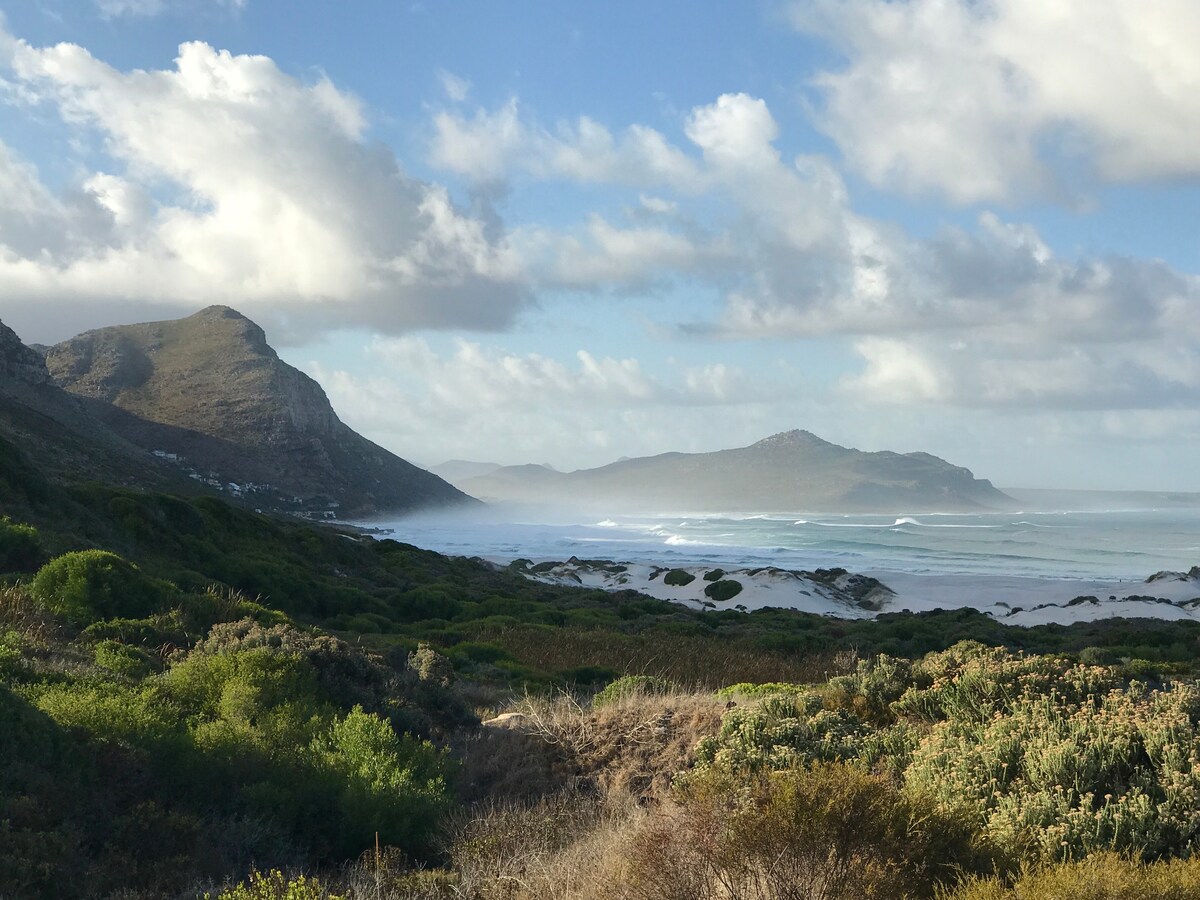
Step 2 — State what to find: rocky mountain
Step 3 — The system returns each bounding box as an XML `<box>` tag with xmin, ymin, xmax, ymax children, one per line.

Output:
<box><xmin>41</xmin><ymin>306</ymin><xmax>473</xmax><ymax>517</ymax></box>
<box><xmin>453</xmin><ymin>429</ymin><xmax>1016</xmax><ymax>513</ymax></box>
<box><xmin>0</xmin><ymin>317</ymin><xmax>178</xmax><ymax>490</ymax></box>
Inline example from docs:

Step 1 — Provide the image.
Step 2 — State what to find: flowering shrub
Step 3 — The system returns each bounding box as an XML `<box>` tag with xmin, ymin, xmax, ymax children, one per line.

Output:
<box><xmin>696</xmin><ymin>641</ymin><xmax>1200</xmax><ymax>864</ymax></box>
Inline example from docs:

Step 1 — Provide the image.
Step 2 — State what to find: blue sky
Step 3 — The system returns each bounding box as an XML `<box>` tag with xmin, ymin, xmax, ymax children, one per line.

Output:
<box><xmin>3</xmin><ymin>0</ymin><xmax>1200</xmax><ymax>490</ymax></box>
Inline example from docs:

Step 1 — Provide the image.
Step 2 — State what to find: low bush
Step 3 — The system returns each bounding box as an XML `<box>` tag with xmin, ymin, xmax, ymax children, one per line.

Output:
<box><xmin>31</xmin><ymin>550</ymin><xmax>168</xmax><ymax>624</ymax></box>
<box><xmin>695</xmin><ymin>641</ymin><xmax>1200</xmax><ymax>866</ymax></box>
<box><xmin>0</xmin><ymin>517</ymin><xmax>44</xmax><ymax>573</ymax></box>
<box><xmin>310</xmin><ymin>706</ymin><xmax>455</xmax><ymax>859</ymax></box>
<box><xmin>205</xmin><ymin>868</ymin><xmax>344</xmax><ymax>900</ymax></box>
<box><xmin>703</xmin><ymin>579</ymin><xmax>743</xmax><ymax>602</ymax></box>
<box><xmin>92</xmin><ymin>639</ymin><xmax>157</xmax><ymax>678</ymax></box>
<box><xmin>663</xmin><ymin>569</ymin><xmax>695</xmax><ymax>587</ymax></box>
<box><xmin>946</xmin><ymin>852</ymin><xmax>1200</xmax><ymax>899</ymax></box>
<box><xmin>593</xmin><ymin>674</ymin><xmax>676</xmax><ymax>708</ymax></box>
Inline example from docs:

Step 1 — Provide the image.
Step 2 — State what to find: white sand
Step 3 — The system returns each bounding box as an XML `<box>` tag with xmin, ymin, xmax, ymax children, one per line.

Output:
<box><xmin>517</xmin><ymin>559</ymin><xmax>1200</xmax><ymax>625</ymax></box>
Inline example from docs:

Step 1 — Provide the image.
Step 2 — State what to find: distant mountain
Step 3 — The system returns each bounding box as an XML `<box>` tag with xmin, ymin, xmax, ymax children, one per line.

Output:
<box><xmin>427</xmin><ymin>459</ymin><xmax>504</xmax><ymax>482</ymax></box>
<box><xmin>458</xmin><ymin>429</ymin><xmax>1016</xmax><ymax>513</ymax></box>
<box><xmin>42</xmin><ymin>305</ymin><xmax>473</xmax><ymax>517</ymax></box>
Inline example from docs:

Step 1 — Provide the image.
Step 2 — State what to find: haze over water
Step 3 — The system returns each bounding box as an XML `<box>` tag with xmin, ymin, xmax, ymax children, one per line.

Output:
<box><xmin>374</xmin><ymin>507</ymin><xmax>1200</xmax><ymax>583</ymax></box>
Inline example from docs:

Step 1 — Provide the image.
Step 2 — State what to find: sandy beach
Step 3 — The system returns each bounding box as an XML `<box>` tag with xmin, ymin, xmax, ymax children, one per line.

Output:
<box><xmin>514</xmin><ymin>558</ymin><xmax>1200</xmax><ymax>626</ymax></box>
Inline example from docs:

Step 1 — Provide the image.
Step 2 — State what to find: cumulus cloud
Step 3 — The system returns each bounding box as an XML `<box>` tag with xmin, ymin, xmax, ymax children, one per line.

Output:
<box><xmin>0</xmin><ymin>31</ymin><xmax>525</xmax><ymax>342</ymax></box>
<box><xmin>791</xmin><ymin>0</ymin><xmax>1200</xmax><ymax>203</ymax></box>
<box><xmin>430</xmin><ymin>99</ymin><xmax>704</xmax><ymax>190</ymax></box>
<box><xmin>426</xmin><ymin>88</ymin><xmax>1200</xmax><ymax>415</ymax></box>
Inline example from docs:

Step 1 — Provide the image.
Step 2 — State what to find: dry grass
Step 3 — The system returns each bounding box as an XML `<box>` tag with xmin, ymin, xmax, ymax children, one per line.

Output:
<box><xmin>0</xmin><ymin>583</ymin><xmax>63</xmax><ymax>643</ymax></box>
<box><xmin>479</xmin><ymin>625</ymin><xmax>842</xmax><ymax>688</ymax></box>
<box><xmin>443</xmin><ymin>685</ymin><xmax>732</xmax><ymax>899</ymax></box>
<box><xmin>456</xmin><ymin>717</ymin><xmax>571</xmax><ymax>805</ymax></box>
<box><xmin>496</xmin><ymin>686</ymin><xmax>727</xmax><ymax>802</ymax></box>
<box><xmin>447</xmin><ymin>792</ymin><xmax>643</xmax><ymax>900</ymax></box>
<box><xmin>458</xmin><ymin>684</ymin><xmax>725</xmax><ymax>807</ymax></box>
<box><xmin>0</xmin><ymin>583</ymin><xmax>100</xmax><ymax>678</ymax></box>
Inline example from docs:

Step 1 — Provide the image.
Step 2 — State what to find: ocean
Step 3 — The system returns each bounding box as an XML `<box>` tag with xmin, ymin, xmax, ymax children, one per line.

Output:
<box><xmin>366</xmin><ymin>506</ymin><xmax>1200</xmax><ymax>583</ymax></box>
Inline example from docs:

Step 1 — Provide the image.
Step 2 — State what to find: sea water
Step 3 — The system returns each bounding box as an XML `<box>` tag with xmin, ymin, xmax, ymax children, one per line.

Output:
<box><xmin>365</xmin><ymin>507</ymin><xmax>1200</xmax><ymax>583</ymax></box>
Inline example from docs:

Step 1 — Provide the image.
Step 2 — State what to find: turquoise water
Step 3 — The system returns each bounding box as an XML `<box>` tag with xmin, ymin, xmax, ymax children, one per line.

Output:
<box><xmin>370</xmin><ymin>507</ymin><xmax>1200</xmax><ymax>582</ymax></box>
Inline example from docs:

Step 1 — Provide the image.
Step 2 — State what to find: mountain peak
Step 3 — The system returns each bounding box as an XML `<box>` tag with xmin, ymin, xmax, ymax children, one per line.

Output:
<box><xmin>180</xmin><ymin>305</ymin><xmax>271</xmax><ymax>356</ymax></box>
<box><xmin>43</xmin><ymin>308</ymin><xmax>472</xmax><ymax>515</ymax></box>
<box><xmin>192</xmin><ymin>304</ymin><xmax>247</xmax><ymax>320</ymax></box>
<box><xmin>751</xmin><ymin>429</ymin><xmax>835</xmax><ymax>450</ymax></box>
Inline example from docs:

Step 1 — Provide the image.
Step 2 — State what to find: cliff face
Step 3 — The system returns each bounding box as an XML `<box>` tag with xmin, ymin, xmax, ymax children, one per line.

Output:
<box><xmin>45</xmin><ymin>306</ymin><xmax>473</xmax><ymax>516</ymax></box>
<box><xmin>455</xmin><ymin>429</ymin><xmax>1016</xmax><ymax>513</ymax></box>
<box><xmin>0</xmin><ymin>317</ymin><xmax>181</xmax><ymax>490</ymax></box>
<box><xmin>0</xmin><ymin>320</ymin><xmax>51</xmax><ymax>388</ymax></box>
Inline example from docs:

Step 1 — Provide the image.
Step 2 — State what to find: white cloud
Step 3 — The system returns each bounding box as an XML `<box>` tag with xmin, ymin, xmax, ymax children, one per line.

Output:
<box><xmin>430</xmin><ymin>99</ymin><xmax>704</xmax><ymax>190</ymax></box>
<box><xmin>844</xmin><ymin>338</ymin><xmax>945</xmax><ymax>403</ymax></box>
<box><xmin>515</xmin><ymin>215</ymin><xmax>712</xmax><ymax>290</ymax></box>
<box><xmin>0</xmin><ymin>32</ymin><xmax>525</xmax><ymax>341</ymax></box>
<box><xmin>426</xmin><ymin>89</ymin><xmax>1200</xmax><ymax>416</ymax></box>
<box><xmin>792</xmin><ymin>0</ymin><xmax>1200</xmax><ymax>203</ymax></box>
<box><xmin>436</xmin><ymin>69</ymin><xmax>471</xmax><ymax>103</ymax></box>
<box><xmin>305</xmin><ymin>338</ymin><xmax>777</xmax><ymax>468</ymax></box>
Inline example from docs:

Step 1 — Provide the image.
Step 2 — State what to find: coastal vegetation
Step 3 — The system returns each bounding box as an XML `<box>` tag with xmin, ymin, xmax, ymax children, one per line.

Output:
<box><xmin>3</xmin><ymin>431</ymin><xmax>1200</xmax><ymax>897</ymax></box>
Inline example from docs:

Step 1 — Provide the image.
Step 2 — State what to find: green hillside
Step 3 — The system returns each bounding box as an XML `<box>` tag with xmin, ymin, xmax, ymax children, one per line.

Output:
<box><xmin>3</xmin><ymin>428</ymin><xmax>1200</xmax><ymax>898</ymax></box>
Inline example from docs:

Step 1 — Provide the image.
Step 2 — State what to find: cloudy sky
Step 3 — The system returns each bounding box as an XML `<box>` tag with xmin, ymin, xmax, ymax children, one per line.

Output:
<box><xmin>2</xmin><ymin>1</ymin><xmax>1200</xmax><ymax>489</ymax></box>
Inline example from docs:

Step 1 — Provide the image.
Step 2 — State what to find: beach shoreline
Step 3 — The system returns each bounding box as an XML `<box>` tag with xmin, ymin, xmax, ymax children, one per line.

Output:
<box><xmin>509</xmin><ymin>557</ymin><xmax>1200</xmax><ymax>626</ymax></box>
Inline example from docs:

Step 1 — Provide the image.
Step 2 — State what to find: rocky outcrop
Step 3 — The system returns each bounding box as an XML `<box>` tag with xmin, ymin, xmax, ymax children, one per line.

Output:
<box><xmin>0</xmin><ymin>319</ymin><xmax>50</xmax><ymax>388</ymax></box>
<box><xmin>46</xmin><ymin>306</ymin><xmax>474</xmax><ymax>517</ymax></box>
<box><xmin>0</xmin><ymin>317</ymin><xmax>175</xmax><ymax>489</ymax></box>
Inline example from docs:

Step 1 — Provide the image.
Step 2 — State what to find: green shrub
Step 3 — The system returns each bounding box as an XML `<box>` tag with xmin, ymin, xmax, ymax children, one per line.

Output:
<box><xmin>310</xmin><ymin>706</ymin><xmax>454</xmax><ymax>858</ymax></box>
<box><xmin>0</xmin><ymin>629</ymin><xmax>24</xmax><ymax>676</ymax></box>
<box><xmin>824</xmin><ymin>653</ymin><xmax>915</xmax><ymax>723</ymax></box>
<box><xmin>0</xmin><ymin>518</ymin><xmax>44</xmax><ymax>573</ymax></box>
<box><xmin>702</xmin><ymin>568</ymin><xmax>725</xmax><ymax>582</ymax></box>
<box><xmin>450</xmin><ymin>642</ymin><xmax>514</xmax><ymax>666</ymax></box>
<box><xmin>93</xmin><ymin>639</ymin><xmax>157</xmax><ymax>678</ymax></box>
<box><xmin>695</xmin><ymin>690</ymin><xmax>879</xmax><ymax>774</ymax></box>
<box><xmin>34</xmin><ymin>681</ymin><xmax>183</xmax><ymax>749</ymax></box>
<box><xmin>206</xmin><ymin>868</ymin><xmax>344</xmax><ymax>900</ymax></box>
<box><xmin>594</xmin><ymin>674</ymin><xmax>676</xmax><ymax>707</ymax></box>
<box><xmin>31</xmin><ymin>550</ymin><xmax>167</xmax><ymax>625</ymax></box>
<box><xmin>663</xmin><ymin>569</ymin><xmax>696</xmax><ymax>586</ymax></box>
<box><xmin>904</xmin><ymin>679</ymin><xmax>1200</xmax><ymax>864</ymax></box>
<box><xmin>715</xmin><ymin>682</ymin><xmax>807</xmax><ymax>700</ymax></box>
<box><xmin>701</xmin><ymin>642</ymin><xmax>1200</xmax><ymax>866</ymax></box>
<box><xmin>703</xmin><ymin>579</ymin><xmax>743</xmax><ymax>602</ymax></box>
<box><xmin>408</xmin><ymin>642</ymin><xmax>454</xmax><ymax>687</ymax></box>
<box><xmin>946</xmin><ymin>852</ymin><xmax>1200</xmax><ymax>899</ymax></box>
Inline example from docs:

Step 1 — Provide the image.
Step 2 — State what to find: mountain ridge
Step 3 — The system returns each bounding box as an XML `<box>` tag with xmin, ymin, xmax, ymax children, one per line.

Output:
<box><xmin>30</xmin><ymin>305</ymin><xmax>472</xmax><ymax>517</ymax></box>
<box><xmin>448</xmin><ymin>430</ymin><xmax>1016</xmax><ymax>513</ymax></box>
